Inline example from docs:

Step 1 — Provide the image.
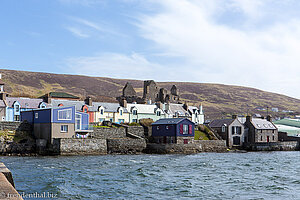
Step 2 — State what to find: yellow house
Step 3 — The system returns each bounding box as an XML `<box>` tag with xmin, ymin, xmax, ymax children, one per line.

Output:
<box><xmin>92</xmin><ymin>102</ymin><xmax>129</xmax><ymax>123</ymax></box>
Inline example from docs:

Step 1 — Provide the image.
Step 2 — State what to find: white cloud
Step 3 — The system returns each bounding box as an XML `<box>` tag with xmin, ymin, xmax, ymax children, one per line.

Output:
<box><xmin>134</xmin><ymin>0</ymin><xmax>300</xmax><ymax>98</ymax></box>
<box><xmin>65</xmin><ymin>27</ymin><xmax>90</xmax><ymax>38</ymax></box>
<box><xmin>65</xmin><ymin>53</ymin><xmax>170</xmax><ymax>80</ymax></box>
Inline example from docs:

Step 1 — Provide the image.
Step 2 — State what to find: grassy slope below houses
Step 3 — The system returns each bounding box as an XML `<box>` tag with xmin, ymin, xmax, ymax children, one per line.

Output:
<box><xmin>1</xmin><ymin>69</ymin><xmax>300</xmax><ymax>119</ymax></box>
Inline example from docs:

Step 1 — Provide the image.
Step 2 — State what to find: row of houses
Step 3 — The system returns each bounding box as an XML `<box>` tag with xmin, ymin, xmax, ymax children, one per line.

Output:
<box><xmin>209</xmin><ymin>115</ymin><xmax>278</xmax><ymax>148</ymax></box>
<box><xmin>0</xmin><ymin>76</ymin><xmax>205</xmax><ymax>125</ymax></box>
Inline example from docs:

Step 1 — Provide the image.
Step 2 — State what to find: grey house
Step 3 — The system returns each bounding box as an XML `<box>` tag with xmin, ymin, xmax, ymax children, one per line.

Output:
<box><xmin>244</xmin><ymin>115</ymin><xmax>278</xmax><ymax>143</ymax></box>
<box><xmin>209</xmin><ymin>116</ymin><xmax>246</xmax><ymax>147</ymax></box>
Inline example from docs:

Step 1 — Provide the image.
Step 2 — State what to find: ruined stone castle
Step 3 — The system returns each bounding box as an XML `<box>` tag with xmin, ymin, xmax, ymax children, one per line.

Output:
<box><xmin>117</xmin><ymin>80</ymin><xmax>180</xmax><ymax>104</ymax></box>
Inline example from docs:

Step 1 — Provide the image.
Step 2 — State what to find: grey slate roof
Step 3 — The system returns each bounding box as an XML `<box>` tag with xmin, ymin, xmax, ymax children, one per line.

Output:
<box><xmin>90</xmin><ymin>102</ymin><xmax>128</xmax><ymax>113</ymax></box>
<box><xmin>152</xmin><ymin>118</ymin><xmax>190</xmax><ymax>125</ymax></box>
<box><xmin>209</xmin><ymin>119</ymin><xmax>235</xmax><ymax>127</ymax></box>
<box><xmin>167</xmin><ymin>103</ymin><xmax>190</xmax><ymax>117</ymax></box>
<box><xmin>251</xmin><ymin>119</ymin><xmax>276</xmax><ymax>130</ymax></box>
<box><xmin>5</xmin><ymin>97</ymin><xmax>48</xmax><ymax>108</ymax></box>
<box><xmin>51</xmin><ymin>99</ymin><xmax>128</xmax><ymax>113</ymax></box>
<box><xmin>51</xmin><ymin>99</ymin><xmax>87</xmax><ymax>111</ymax></box>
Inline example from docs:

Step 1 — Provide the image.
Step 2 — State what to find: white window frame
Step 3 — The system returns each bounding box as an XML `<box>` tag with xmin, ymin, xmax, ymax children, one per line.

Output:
<box><xmin>35</xmin><ymin>113</ymin><xmax>39</xmax><ymax>119</ymax></box>
<box><xmin>75</xmin><ymin>114</ymin><xmax>81</xmax><ymax>130</ymax></box>
<box><xmin>157</xmin><ymin>111</ymin><xmax>161</xmax><ymax>116</ymax></box>
<box><xmin>61</xmin><ymin>125</ymin><xmax>68</xmax><ymax>133</ymax></box>
<box><xmin>58</xmin><ymin>109</ymin><xmax>72</xmax><ymax>120</ymax></box>
<box><xmin>133</xmin><ymin>110</ymin><xmax>137</xmax><ymax>115</ymax></box>
<box><xmin>120</xmin><ymin>110</ymin><xmax>123</xmax><ymax>116</ymax></box>
<box><xmin>183</xmin><ymin>125</ymin><xmax>188</xmax><ymax>134</ymax></box>
<box><xmin>222</xmin><ymin>126</ymin><xmax>226</xmax><ymax>132</ymax></box>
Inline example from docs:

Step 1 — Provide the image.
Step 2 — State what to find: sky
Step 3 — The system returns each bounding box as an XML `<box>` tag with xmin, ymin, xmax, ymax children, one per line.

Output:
<box><xmin>1</xmin><ymin>0</ymin><xmax>300</xmax><ymax>98</ymax></box>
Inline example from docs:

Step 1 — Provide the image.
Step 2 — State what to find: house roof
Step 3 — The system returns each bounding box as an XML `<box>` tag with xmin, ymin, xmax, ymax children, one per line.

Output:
<box><xmin>48</xmin><ymin>92</ymin><xmax>79</xmax><ymax>99</ymax></box>
<box><xmin>51</xmin><ymin>99</ymin><xmax>88</xmax><ymax>111</ymax></box>
<box><xmin>209</xmin><ymin>119</ymin><xmax>235</xmax><ymax>127</ymax></box>
<box><xmin>127</xmin><ymin>104</ymin><xmax>161</xmax><ymax>114</ymax></box>
<box><xmin>51</xmin><ymin>100</ymin><xmax>128</xmax><ymax>113</ymax></box>
<box><xmin>91</xmin><ymin>102</ymin><xmax>128</xmax><ymax>113</ymax></box>
<box><xmin>188</xmin><ymin>106</ymin><xmax>199</xmax><ymax>114</ymax></box>
<box><xmin>251</xmin><ymin>119</ymin><xmax>276</xmax><ymax>130</ymax></box>
<box><xmin>166</xmin><ymin>103</ymin><xmax>190</xmax><ymax>117</ymax></box>
<box><xmin>152</xmin><ymin>118</ymin><xmax>191</xmax><ymax>125</ymax></box>
<box><xmin>5</xmin><ymin>97</ymin><xmax>48</xmax><ymax>109</ymax></box>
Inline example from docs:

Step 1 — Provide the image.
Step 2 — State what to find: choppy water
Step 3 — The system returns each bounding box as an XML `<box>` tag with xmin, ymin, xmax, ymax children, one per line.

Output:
<box><xmin>1</xmin><ymin>152</ymin><xmax>300</xmax><ymax>200</ymax></box>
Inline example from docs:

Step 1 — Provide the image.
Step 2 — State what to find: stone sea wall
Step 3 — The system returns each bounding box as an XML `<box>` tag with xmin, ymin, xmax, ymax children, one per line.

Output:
<box><xmin>52</xmin><ymin>138</ymin><xmax>107</xmax><ymax>155</ymax></box>
<box><xmin>0</xmin><ymin>121</ymin><xmax>32</xmax><ymax>131</ymax></box>
<box><xmin>0</xmin><ymin>163</ymin><xmax>22</xmax><ymax>199</ymax></box>
<box><xmin>126</xmin><ymin>126</ymin><xmax>145</xmax><ymax>138</ymax></box>
<box><xmin>93</xmin><ymin>127</ymin><xmax>126</xmax><ymax>139</ymax></box>
<box><xmin>107</xmin><ymin>138</ymin><xmax>147</xmax><ymax>154</ymax></box>
<box><xmin>194</xmin><ymin>140</ymin><xmax>227</xmax><ymax>152</ymax></box>
<box><xmin>248</xmin><ymin>141</ymin><xmax>299</xmax><ymax>151</ymax></box>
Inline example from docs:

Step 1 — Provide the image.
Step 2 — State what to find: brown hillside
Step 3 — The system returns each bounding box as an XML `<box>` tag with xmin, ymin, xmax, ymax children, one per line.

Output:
<box><xmin>1</xmin><ymin>69</ymin><xmax>300</xmax><ymax>119</ymax></box>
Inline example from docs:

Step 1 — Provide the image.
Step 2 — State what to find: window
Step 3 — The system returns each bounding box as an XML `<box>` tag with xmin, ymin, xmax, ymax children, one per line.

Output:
<box><xmin>133</xmin><ymin>110</ymin><xmax>137</xmax><ymax>115</ymax></box>
<box><xmin>61</xmin><ymin>125</ymin><xmax>68</xmax><ymax>133</ymax></box>
<box><xmin>76</xmin><ymin>114</ymin><xmax>81</xmax><ymax>130</ymax></box>
<box><xmin>222</xmin><ymin>126</ymin><xmax>226</xmax><ymax>132</ymax></box>
<box><xmin>272</xmin><ymin>130</ymin><xmax>275</xmax><ymax>133</ymax></box>
<box><xmin>35</xmin><ymin>113</ymin><xmax>39</xmax><ymax>119</ymax></box>
<box><xmin>133</xmin><ymin>119</ymin><xmax>137</xmax><ymax>123</ymax></box>
<box><xmin>157</xmin><ymin>111</ymin><xmax>161</xmax><ymax>116</ymax></box>
<box><xmin>100</xmin><ymin>109</ymin><xmax>104</xmax><ymax>115</ymax></box>
<box><xmin>84</xmin><ymin>109</ymin><xmax>87</xmax><ymax>113</ymax></box>
<box><xmin>261</xmin><ymin>136</ymin><xmax>263</xmax><ymax>141</ymax></box>
<box><xmin>99</xmin><ymin>118</ymin><xmax>105</xmax><ymax>122</ymax></box>
<box><xmin>58</xmin><ymin>109</ymin><xmax>72</xmax><ymax>120</ymax></box>
<box><xmin>157</xmin><ymin>126</ymin><xmax>160</xmax><ymax>130</ymax></box>
<box><xmin>120</xmin><ymin>110</ymin><xmax>123</xmax><ymax>116</ymax></box>
<box><xmin>273</xmin><ymin>135</ymin><xmax>275</xmax><ymax>141</ymax></box>
<box><xmin>166</xmin><ymin>126</ymin><xmax>169</xmax><ymax>130</ymax></box>
<box><xmin>15</xmin><ymin>105</ymin><xmax>20</xmax><ymax>113</ymax></box>
<box><xmin>183</xmin><ymin>125</ymin><xmax>188</xmax><ymax>134</ymax></box>
<box><xmin>14</xmin><ymin>115</ymin><xmax>20</xmax><ymax>121</ymax></box>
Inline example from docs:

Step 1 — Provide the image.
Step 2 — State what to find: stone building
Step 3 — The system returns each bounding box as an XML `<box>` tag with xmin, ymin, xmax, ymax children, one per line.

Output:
<box><xmin>117</xmin><ymin>80</ymin><xmax>180</xmax><ymax>105</ymax></box>
<box><xmin>244</xmin><ymin>115</ymin><xmax>278</xmax><ymax>143</ymax></box>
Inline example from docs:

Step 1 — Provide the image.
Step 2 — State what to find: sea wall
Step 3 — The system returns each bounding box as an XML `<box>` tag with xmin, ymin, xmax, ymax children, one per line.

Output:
<box><xmin>126</xmin><ymin>126</ymin><xmax>145</xmax><ymax>138</ymax></box>
<box><xmin>146</xmin><ymin>140</ymin><xmax>227</xmax><ymax>154</ymax></box>
<box><xmin>107</xmin><ymin>138</ymin><xmax>147</xmax><ymax>154</ymax></box>
<box><xmin>194</xmin><ymin>140</ymin><xmax>227</xmax><ymax>152</ymax></box>
<box><xmin>93</xmin><ymin>127</ymin><xmax>126</xmax><ymax>139</ymax></box>
<box><xmin>146</xmin><ymin>143</ymin><xmax>202</xmax><ymax>154</ymax></box>
<box><xmin>52</xmin><ymin>138</ymin><xmax>107</xmax><ymax>155</ymax></box>
<box><xmin>0</xmin><ymin>121</ymin><xmax>32</xmax><ymax>131</ymax></box>
<box><xmin>248</xmin><ymin>141</ymin><xmax>299</xmax><ymax>151</ymax></box>
<box><xmin>0</xmin><ymin>163</ymin><xmax>22</xmax><ymax>199</ymax></box>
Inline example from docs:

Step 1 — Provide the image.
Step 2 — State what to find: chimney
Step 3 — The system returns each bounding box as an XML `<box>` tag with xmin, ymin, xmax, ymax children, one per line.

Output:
<box><xmin>232</xmin><ymin>114</ymin><xmax>237</xmax><ymax>119</ymax></box>
<box><xmin>0</xmin><ymin>93</ymin><xmax>6</xmax><ymax>101</ymax></box>
<box><xmin>120</xmin><ymin>98</ymin><xmax>127</xmax><ymax>108</ymax></box>
<box><xmin>183</xmin><ymin>102</ymin><xmax>188</xmax><ymax>111</ymax></box>
<box><xmin>267</xmin><ymin>115</ymin><xmax>272</xmax><ymax>122</ymax></box>
<box><xmin>85</xmin><ymin>97</ymin><xmax>92</xmax><ymax>106</ymax></box>
<box><xmin>246</xmin><ymin>115</ymin><xmax>252</xmax><ymax>123</ymax></box>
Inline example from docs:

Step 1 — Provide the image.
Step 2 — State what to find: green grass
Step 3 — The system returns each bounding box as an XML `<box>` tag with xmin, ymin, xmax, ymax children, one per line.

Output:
<box><xmin>194</xmin><ymin>130</ymin><xmax>209</xmax><ymax>140</ymax></box>
<box><xmin>93</xmin><ymin>125</ymin><xmax>111</xmax><ymax>128</ymax></box>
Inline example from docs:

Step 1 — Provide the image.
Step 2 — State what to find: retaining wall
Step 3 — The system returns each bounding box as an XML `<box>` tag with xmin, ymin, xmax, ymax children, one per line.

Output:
<box><xmin>146</xmin><ymin>143</ymin><xmax>202</xmax><ymax>154</ymax></box>
<box><xmin>126</xmin><ymin>126</ymin><xmax>145</xmax><ymax>138</ymax></box>
<box><xmin>52</xmin><ymin>138</ymin><xmax>107</xmax><ymax>155</ymax></box>
<box><xmin>0</xmin><ymin>121</ymin><xmax>32</xmax><ymax>132</ymax></box>
<box><xmin>93</xmin><ymin>127</ymin><xmax>126</xmax><ymax>139</ymax></box>
<box><xmin>248</xmin><ymin>141</ymin><xmax>299</xmax><ymax>151</ymax></box>
<box><xmin>107</xmin><ymin>138</ymin><xmax>147</xmax><ymax>154</ymax></box>
<box><xmin>194</xmin><ymin>140</ymin><xmax>227</xmax><ymax>152</ymax></box>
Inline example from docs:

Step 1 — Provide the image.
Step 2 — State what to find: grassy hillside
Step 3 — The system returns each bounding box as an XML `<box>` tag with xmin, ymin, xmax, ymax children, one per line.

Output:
<box><xmin>1</xmin><ymin>69</ymin><xmax>300</xmax><ymax>119</ymax></box>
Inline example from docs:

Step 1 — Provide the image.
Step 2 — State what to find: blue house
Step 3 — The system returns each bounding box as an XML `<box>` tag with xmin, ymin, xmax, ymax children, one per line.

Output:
<box><xmin>21</xmin><ymin>106</ymin><xmax>91</xmax><ymax>144</ymax></box>
<box><xmin>5</xmin><ymin>97</ymin><xmax>47</xmax><ymax>122</ymax></box>
<box><xmin>152</xmin><ymin>118</ymin><xmax>195</xmax><ymax>144</ymax></box>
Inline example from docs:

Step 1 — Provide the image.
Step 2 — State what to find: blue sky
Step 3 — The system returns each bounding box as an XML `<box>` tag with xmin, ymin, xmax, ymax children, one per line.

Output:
<box><xmin>2</xmin><ymin>0</ymin><xmax>300</xmax><ymax>99</ymax></box>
